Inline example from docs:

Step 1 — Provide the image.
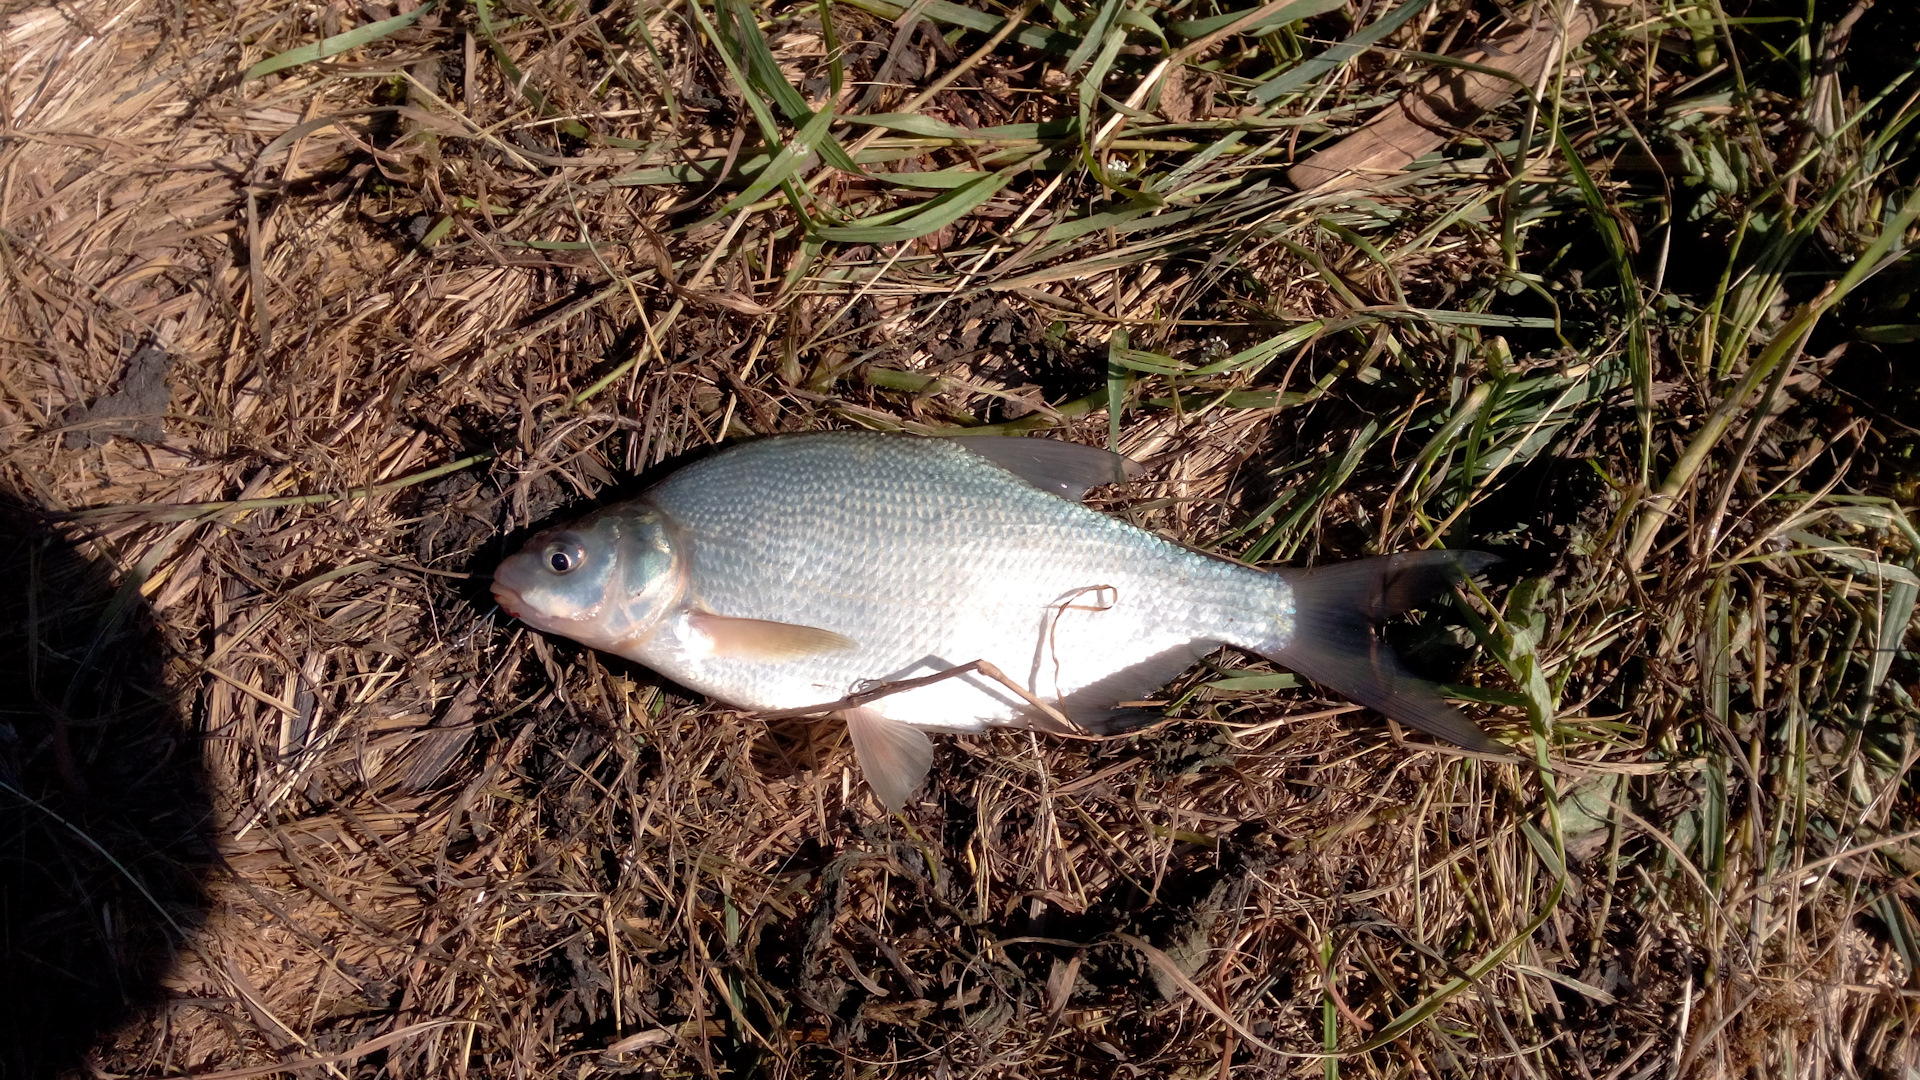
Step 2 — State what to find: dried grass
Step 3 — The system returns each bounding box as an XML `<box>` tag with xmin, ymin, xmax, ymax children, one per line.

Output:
<box><xmin>2</xmin><ymin>0</ymin><xmax>1917</xmax><ymax>1076</ymax></box>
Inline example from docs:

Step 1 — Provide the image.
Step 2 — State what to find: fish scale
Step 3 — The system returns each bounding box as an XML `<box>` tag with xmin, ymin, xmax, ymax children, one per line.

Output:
<box><xmin>643</xmin><ymin>433</ymin><xmax>1270</xmax><ymax>729</ymax></box>
<box><xmin>491</xmin><ymin>431</ymin><xmax>1504</xmax><ymax>810</ymax></box>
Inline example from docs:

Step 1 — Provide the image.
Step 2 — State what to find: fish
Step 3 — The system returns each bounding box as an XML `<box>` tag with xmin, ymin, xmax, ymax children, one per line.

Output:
<box><xmin>491</xmin><ymin>432</ymin><xmax>1503</xmax><ymax>810</ymax></box>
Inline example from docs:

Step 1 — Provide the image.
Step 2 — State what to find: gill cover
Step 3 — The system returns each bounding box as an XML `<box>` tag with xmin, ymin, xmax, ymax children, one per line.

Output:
<box><xmin>491</xmin><ymin>504</ymin><xmax>683</xmax><ymax>653</ymax></box>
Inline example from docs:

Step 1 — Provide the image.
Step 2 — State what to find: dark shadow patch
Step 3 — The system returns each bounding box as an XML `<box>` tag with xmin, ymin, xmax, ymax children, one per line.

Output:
<box><xmin>0</xmin><ymin>497</ymin><xmax>214</xmax><ymax>1075</ymax></box>
<box><xmin>748</xmin><ymin>714</ymin><xmax>844</xmax><ymax>784</ymax></box>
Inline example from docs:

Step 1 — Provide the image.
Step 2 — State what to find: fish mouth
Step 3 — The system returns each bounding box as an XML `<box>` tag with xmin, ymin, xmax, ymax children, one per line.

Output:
<box><xmin>489</xmin><ymin>579</ymin><xmax>524</xmax><ymax>619</ymax></box>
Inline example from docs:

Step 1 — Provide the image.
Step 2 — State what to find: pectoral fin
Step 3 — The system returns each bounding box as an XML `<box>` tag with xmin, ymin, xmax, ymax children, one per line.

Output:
<box><xmin>688</xmin><ymin>613</ymin><xmax>856</xmax><ymax>661</ymax></box>
<box><xmin>842</xmin><ymin>706</ymin><xmax>934</xmax><ymax>812</ymax></box>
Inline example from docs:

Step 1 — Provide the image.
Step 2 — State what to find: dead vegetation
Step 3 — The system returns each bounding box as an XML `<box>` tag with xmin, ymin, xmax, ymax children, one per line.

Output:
<box><xmin>1</xmin><ymin>0</ymin><xmax>1917</xmax><ymax>1075</ymax></box>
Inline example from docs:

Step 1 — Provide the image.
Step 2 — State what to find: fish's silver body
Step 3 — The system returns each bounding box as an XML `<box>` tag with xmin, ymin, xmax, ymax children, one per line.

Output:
<box><xmin>632</xmin><ymin>433</ymin><xmax>1292</xmax><ymax>731</ymax></box>
<box><xmin>492</xmin><ymin>431</ymin><xmax>1500</xmax><ymax>809</ymax></box>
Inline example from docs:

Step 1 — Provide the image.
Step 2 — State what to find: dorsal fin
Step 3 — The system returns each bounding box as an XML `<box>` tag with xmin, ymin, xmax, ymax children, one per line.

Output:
<box><xmin>953</xmin><ymin>436</ymin><xmax>1142</xmax><ymax>502</ymax></box>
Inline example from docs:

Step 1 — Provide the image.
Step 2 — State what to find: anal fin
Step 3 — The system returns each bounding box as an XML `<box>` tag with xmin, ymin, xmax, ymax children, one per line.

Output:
<box><xmin>842</xmin><ymin>706</ymin><xmax>934</xmax><ymax>812</ymax></box>
<box><xmin>1024</xmin><ymin>644</ymin><xmax>1203</xmax><ymax>735</ymax></box>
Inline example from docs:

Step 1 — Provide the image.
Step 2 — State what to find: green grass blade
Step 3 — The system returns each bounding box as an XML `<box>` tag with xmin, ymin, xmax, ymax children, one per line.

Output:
<box><xmin>812</xmin><ymin>167</ymin><xmax>1016</xmax><ymax>243</ymax></box>
<box><xmin>243</xmin><ymin>0</ymin><xmax>436</xmax><ymax>81</ymax></box>
<box><xmin>719</xmin><ymin>0</ymin><xmax>862</xmax><ymax>175</ymax></box>
<box><xmin>1252</xmin><ymin>0</ymin><xmax>1430</xmax><ymax>103</ymax></box>
<box><xmin>835</xmin><ymin>0</ymin><xmax>1081</xmax><ymax>54</ymax></box>
<box><xmin>718</xmin><ymin>106</ymin><xmax>841</xmax><ymax>216</ymax></box>
<box><xmin>1107</xmin><ymin>328</ymin><xmax>1130</xmax><ymax>450</ymax></box>
<box><xmin>1063</xmin><ymin>0</ymin><xmax>1125</xmax><ymax>78</ymax></box>
<box><xmin>1169</xmin><ymin>0</ymin><xmax>1340</xmax><ymax>42</ymax></box>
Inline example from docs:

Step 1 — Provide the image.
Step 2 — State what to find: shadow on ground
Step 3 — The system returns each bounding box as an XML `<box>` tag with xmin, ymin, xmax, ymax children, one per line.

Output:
<box><xmin>0</xmin><ymin>497</ymin><xmax>213</xmax><ymax>1077</ymax></box>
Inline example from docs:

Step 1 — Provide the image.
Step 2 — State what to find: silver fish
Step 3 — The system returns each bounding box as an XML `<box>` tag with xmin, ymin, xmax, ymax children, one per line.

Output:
<box><xmin>492</xmin><ymin>432</ymin><xmax>1501</xmax><ymax>808</ymax></box>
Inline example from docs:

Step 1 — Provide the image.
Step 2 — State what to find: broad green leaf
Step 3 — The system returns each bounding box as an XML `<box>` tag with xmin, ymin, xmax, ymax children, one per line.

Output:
<box><xmin>1114</xmin><ymin>8</ymin><xmax>1166</xmax><ymax>45</ymax></box>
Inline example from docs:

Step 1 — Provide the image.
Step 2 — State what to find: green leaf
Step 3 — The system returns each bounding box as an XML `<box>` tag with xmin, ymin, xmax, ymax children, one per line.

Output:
<box><xmin>1858</xmin><ymin>323</ymin><xmax>1920</xmax><ymax>343</ymax></box>
<box><xmin>1113</xmin><ymin>8</ymin><xmax>1166</xmax><ymax>45</ymax></box>
<box><xmin>843</xmin><ymin>114</ymin><xmax>1076</xmax><ymax>143</ymax></box>
<box><xmin>812</xmin><ymin>168</ymin><xmax>1015</xmax><ymax>244</ymax></box>
<box><xmin>1785</xmin><ymin>531</ymin><xmax>1920</xmax><ymax>587</ymax></box>
<box><xmin>718</xmin><ymin>106</ymin><xmax>840</xmax><ymax>215</ymax></box>
<box><xmin>1008</xmin><ymin>199</ymin><xmax>1172</xmax><ymax>248</ymax></box>
<box><xmin>243</xmin><ymin>0</ymin><xmax>436</xmax><ymax>81</ymax></box>
<box><xmin>845</xmin><ymin>113</ymin><xmax>980</xmax><ymax>140</ymax></box>
<box><xmin>1108</xmin><ymin>346</ymin><xmax>1186</xmax><ymax>374</ymax></box>
<box><xmin>719</xmin><ymin>0</ymin><xmax>861</xmax><ymax>175</ymax></box>
<box><xmin>1106</xmin><ymin>328</ymin><xmax>1130</xmax><ymax>450</ymax></box>
<box><xmin>1185</xmin><ymin>322</ymin><xmax>1323</xmax><ymax>377</ymax></box>
<box><xmin>418</xmin><ymin>216</ymin><xmax>455</xmax><ymax>247</ymax></box>
<box><xmin>723</xmin><ymin>0</ymin><xmax>814</xmax><ymax>123</ymax></box>
<box><xmin>1063</xmin><ymin>0</ymin><xmax>1125</xmax><ymax>77</ymax></box>
<box><xmin>1168</xmin><ymin>0</ymin><xmax>1340</xmax><ymax>41</ymax></box>
<box><xmin>1205</xmin><ymin>673</ymin><xmax>1300</xmax><ymax>691</ymax></box>
<box><xmin>835</xmin><ymin>0</ymin><xmax>1080</xmax><ymax>54</ymax></box>
<box><xmin>1252</xmin><ymin>0</ymin><xmax>1430</xmax><ymax>103</ymax></box>
<box><xmin>610</xmin><ymin>153</ymin><xmax>778</xmax><ymax>187</ymax></box>
<box><xmin>1144</xmin><ymin>389</ymin><xmax>1308</xmax><ymax>411</ymax></box>
<box><xmin>869</xmin><ymin>167</ymin><xmax>1004</xmax><ymax>190</ymax></box>
<box><xmin>1374</xmin><ymin>307</ymin><xmax>1559</xmax><ymax>329</ymax></box>
<box><xmin>687</xmin><ymin>0</ymin><xmax>787</xmax><ymax>154</ymax></box>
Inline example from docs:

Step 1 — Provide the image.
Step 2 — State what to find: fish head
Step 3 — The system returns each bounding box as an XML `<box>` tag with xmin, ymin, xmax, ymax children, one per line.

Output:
<box><xmin>491</xmin><ymin>505</ymin><xmax>682</xmax><ymax>653</ymax></box>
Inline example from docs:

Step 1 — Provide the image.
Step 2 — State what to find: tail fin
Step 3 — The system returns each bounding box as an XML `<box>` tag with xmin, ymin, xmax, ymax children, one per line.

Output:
<box><xmin>1264</xmin><ymin>551</ymin><xmax>1504</xmax><ymax>754</ymax></box>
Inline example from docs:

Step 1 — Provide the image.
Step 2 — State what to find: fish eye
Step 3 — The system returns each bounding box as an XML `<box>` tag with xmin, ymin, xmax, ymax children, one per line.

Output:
<box><xmin>543</xmin><ymin>539</ymin><xmax>586</xmax><ymax>574</ymax></box>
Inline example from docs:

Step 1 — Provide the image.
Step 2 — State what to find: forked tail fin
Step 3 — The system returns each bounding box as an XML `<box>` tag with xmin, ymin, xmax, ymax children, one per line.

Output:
<box><xmin>1264</xmin><ymin>551</ymin><xmax>1504</xmax><ymax>754</ymax></box>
